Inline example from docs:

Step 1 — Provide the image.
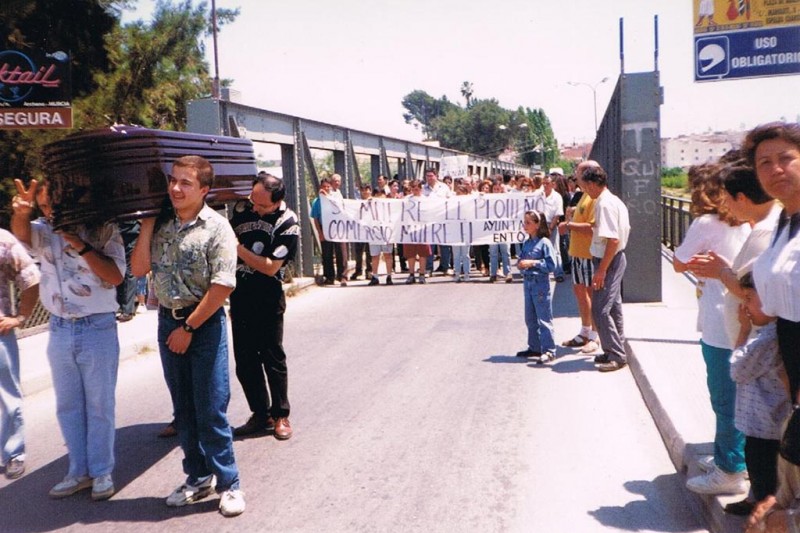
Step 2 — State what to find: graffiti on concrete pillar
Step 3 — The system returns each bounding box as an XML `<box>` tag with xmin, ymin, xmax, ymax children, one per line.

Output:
<box><xmin>622</xmin><ymin>121</ymin><xmax>659</xmax><ymax>216</ymax></box>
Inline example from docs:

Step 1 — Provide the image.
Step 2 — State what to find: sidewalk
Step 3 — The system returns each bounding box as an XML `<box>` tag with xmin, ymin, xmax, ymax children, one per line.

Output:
<box><xmin>625</xmin><ymin>249</ymin><xmax>746</xmax><ymax>533</ymax></box>
<box><xmin>17</xmin><ymin>257</ymin><xmax>739</xmax><ymax>532</ymax></box>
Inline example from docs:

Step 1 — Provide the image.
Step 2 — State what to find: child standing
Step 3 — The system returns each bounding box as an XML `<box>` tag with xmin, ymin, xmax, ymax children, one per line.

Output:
<box><xmin>452</xmin><ymin>184</ymin><xmax>471</xmax><ymax>282</ymax></box>
<box><xmin>728</xmin><ymin>272</ymin><xmax>792</xmax><ymax>515</ymax></box>
<box><xmin>517</xmin><ymin>210</ymin><xmax>557</xmax><ymax>363</ymax></box>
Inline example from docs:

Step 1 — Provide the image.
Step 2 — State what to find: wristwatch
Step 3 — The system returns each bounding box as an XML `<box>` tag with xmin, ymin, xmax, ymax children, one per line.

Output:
<box><xmin>182</xmin><ymin>322</ymin><xmax>195</xmax><ymax>333</ymax></box>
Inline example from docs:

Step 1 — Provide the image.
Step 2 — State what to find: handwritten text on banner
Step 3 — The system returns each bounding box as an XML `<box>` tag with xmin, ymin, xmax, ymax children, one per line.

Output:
<box><xmin>320</xmin><ymin>193</ymin><xmax>546</xmax><ymax>245</ymax></box>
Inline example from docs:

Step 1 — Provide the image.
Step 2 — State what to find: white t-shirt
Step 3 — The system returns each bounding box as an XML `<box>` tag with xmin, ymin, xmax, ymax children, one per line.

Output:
<box><xmin>590</xmin><ymin>188</ymin><xmax>631</xmax><ymax>259</ymax></box>
<box><xmin>722</xmin><ymin>203</ymin><xmax>781</xmax><ymax>344</ymax></box>
<box><xmin>753</xmin><ymin>209</ymin><xmax>800</xmax><ymax>321</ymax></box>
<box><xmin>675</xmin><ymin>214</ymin><xmax>751</xmax><ymax>348</ymax></box>
<box><xmin>542</xmin><ymin>191</ymin><xmax>564</xmax><ymax>224</ymax></box>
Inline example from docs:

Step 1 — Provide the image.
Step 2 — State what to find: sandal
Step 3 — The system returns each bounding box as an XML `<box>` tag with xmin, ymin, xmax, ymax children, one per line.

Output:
<box><xmin>562</xmin><ymin>334</ymin><xmax>589</xmax><ymax>347</ymax></box>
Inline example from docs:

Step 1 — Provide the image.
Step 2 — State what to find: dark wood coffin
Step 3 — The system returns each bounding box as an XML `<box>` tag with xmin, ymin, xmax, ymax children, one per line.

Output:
<box><xmin>43</xmin><ymin>125</ymin><xmax>257</xmax><ymax>229</ymax></box>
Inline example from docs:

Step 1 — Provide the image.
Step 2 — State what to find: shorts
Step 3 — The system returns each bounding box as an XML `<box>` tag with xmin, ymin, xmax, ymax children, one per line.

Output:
<box><xmin>571</xmin><ymin>257</ymin><xmax>595</xmax><ymax>287</ymax></box>
<box><xmin>369</xmin><ymin>243</ymin><xmax>393</xmax><ymax>256</ymax></box>
<box><xmin>403</xmin><ymin>243</ymin><xmax>431</xmax><ymax>259</ymax></box>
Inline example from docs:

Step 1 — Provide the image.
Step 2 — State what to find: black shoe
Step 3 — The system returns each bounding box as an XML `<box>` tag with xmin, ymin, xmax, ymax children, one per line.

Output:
<box><xmin>555</xmin><ymin>276</ymin><xmax>565</xmax><ymax>283</ymax></box>
<box><xmin>386</xmin><ymin>276</ymin><xmax>393</xmax><ymax>285</ymax></box>
<box><xmin>724</xmin><ymin>499</ymin><xmax>755</xmax><ymax>516</ymax></box>
<box><xmin>405</xmin><ymin>275</ymin><xmax>416</xmax><ymax>285</ymax></box>
<box><xmin>596</xmin><ymin>360</ymin><xmax>627</xmax><ymax>372</ymax></box>
<box><xmin>516</xmin><ymin>349</ymin><xmax>540</xmax><ymax>358</ymax></box>
<box><xmin>418</xmin><ymin>275</ymin><xmax>426</xmax><ymax>284</ymax></box>
<box><xmin>593</xmin><ymin>353</ymin><xmax>610</xmax><ymax>364</ymax></box>
<box><xmin>233</xmin><ymin>414</ymin><xmax>274</xmax><ymax>437</ymax></box>
<box><xmin>489</xmin><ymin>276</ymin><xmax>497</xmax><ymax>283</ymax></box>
<box><xmin>349</xmin><ymin>272</ymin><xmax>361</xmax><ymax>281</ymax></box>
<box><xmin>368</xmin><ymin>276</ymin><xmax>380</xmax><ymax>286</ymax></box>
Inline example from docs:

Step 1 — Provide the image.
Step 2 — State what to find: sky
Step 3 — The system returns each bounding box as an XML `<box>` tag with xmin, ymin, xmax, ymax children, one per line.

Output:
<box><xmin>123</xmin><ymin>0</ymin><xmax>799</xmax><ymax>148</ymax></box>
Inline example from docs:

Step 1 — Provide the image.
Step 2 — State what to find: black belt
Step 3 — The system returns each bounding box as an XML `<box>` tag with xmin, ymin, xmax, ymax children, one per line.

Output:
<box><xmin>159</xmin><ymin>304</ymin><xmax>198</xmax><ymax>321</ymax></box>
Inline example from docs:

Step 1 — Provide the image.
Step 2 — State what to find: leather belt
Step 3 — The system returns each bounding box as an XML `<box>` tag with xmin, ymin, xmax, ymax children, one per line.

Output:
<box><xmin>159</xmin><ymin>304</ymin><xmax>198</xmax><ymax>321</ymax></box>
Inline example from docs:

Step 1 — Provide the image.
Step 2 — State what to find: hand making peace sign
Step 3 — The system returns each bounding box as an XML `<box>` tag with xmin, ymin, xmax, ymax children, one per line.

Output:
<box><xmin>12</xmin><ymin>178</ymin><xmax>39</xmax><ymax>216</ymax></box>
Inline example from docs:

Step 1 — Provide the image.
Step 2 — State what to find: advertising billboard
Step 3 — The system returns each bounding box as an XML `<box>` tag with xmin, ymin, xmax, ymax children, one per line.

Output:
<box><xmin>0</xmin><ymin>48</ymin><xmax>72</xmax><ymax>129</ymax></box>
<box><xmin>693</xmin><ymin>0</ymin><xmax>800</xmax><ymax>81</ymax></box>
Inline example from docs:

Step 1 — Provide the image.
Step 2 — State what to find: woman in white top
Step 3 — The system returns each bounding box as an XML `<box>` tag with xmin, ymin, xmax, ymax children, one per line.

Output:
<box><xmin>749</xmin><ymin>123</ymin><xmax>800</xmax><ymax>406</ymax></box>
<box><xmin>674</xmin><ymin>163</ymin><xmax>751</xmax><ymax>495</ymax></box>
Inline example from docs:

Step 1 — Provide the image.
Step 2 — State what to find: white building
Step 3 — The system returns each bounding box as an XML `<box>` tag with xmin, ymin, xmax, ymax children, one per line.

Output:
<box><xmin>661</xmin><ymin>131</ymin><xmax>744</xmax><ymax>169</ymax></box>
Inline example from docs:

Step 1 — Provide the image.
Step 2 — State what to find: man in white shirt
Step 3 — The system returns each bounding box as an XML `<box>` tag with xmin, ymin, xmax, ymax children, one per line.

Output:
<box><xmin>580</xmin><ymin>164</ymin><xmax>631</xmax><ymax>372</ymax></box>
<box><xmin>542</xmin><ymin>173</ymin><xmax>565</xmax><ymax>281</ymax></box>
<box><xmin>422</xmin><ymin>168</ymin><xmax>452</xmax><ymax>275</ymax></box>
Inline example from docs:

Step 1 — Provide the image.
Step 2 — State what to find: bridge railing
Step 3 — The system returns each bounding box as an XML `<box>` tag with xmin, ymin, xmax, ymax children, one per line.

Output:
<box><xmin>661</xmin><ymin>194</ymin><xmax>692</xmax><ymax>252</ymax></box>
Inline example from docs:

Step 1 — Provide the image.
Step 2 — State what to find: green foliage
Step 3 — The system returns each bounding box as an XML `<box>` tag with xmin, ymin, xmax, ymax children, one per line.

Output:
<box><xmin>401</xmin><ymin>84</ymin><xmax>558</xmax><ymax>168</ymax></box>
<box><xmin>661</xmin><ymin>174</ymin><xmax>688</xmax><ymax>189</ymax></box>
<box><xmin>661</xmin><ymin>166</ymin><xmax>688</xmax><ymax>189</ymax></box>
<box><xmin>401</xmin><ymin>90</ymin><xmax>459</xmax><ymax>139</ymax></box>
<box><xmin>0</xmin><ymin>0</ymin><xmax>238</xmax><ymax>226</ymax></box>
<box><xmin>86</xmin><ymin>0</ymin><xmax>239</xmax><ymax>129</ymax></box>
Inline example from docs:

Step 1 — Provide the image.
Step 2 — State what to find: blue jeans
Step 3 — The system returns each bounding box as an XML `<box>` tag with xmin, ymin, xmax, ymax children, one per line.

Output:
<box><xmin>489</xmin><ymin>243</ymin><xmax>511</xmax><ymax>277</ymax></box>
<box><xmin>0</xmin><ymin>332</ymin><xmax>23</xmax><ymax>463</ymax></box>
<box><xmin>452</xmin><ymin>245</ymin><xmax>470</xmax><ymax>276</ymax></box>
<box><xmin>701</xmin><ymin>340</ymin><xmax>746</xmax><ymax>474</ymax></box>
<box><xmin>523</xmin><ymin>277</ymin><xmax>555</xmax><ymax>353</ymax></box>
<box><xmin>158</xmin><ymin>308</ymin><xmax>240</xmax><ymax>491</ymax></box>
<box><xmin>549</xmin><ymin>227</ymin><xmax>564</xmax><ymax>278</ymax></box>
<box><xmin>427</xmin><ymin>245</ymin><xmax>451</xmax><ymax>272</ymax></box>
<box><xmin>48</xmin><ymin>313</ymin><xmax>119</xmax><ymax>478</ymax></box>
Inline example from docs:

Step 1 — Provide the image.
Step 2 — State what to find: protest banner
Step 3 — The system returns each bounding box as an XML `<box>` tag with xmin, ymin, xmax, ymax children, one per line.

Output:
<box><xmin>439</xmin><ymin>155</ymin><xmax>470</xmax><ymax>181</ymax></box>
<box><xmin>319</xmin><ymin>193</ymin><xmax>547</xmax><ymax>245</ymax></box>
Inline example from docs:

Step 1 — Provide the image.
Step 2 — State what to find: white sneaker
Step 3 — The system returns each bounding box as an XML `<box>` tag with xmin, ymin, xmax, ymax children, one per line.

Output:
<box><xmin>537</xmin><ymin>352</ymin><xmax>555</xmax><ymax>364</ymax></box>
<box><xmin>49</xmin><ymin>476</ymin><xmax>93</xmax><ymax>498</ymax></box>
<box><xmin>92</xmin><ymin>474</ymin><xmax>115</xmax><ymax>501</ymax></box>
<box><xmin>686</xmin><ymin>465</ymin><xmax>747</xmax><ymax>495</ymax></box>
<box><xmin>166</xmin><ymin>474</ymin><xmax>215</xmax><ymax>507</ymax></box>
<box><xmin>219</xmin><ymin>489</ymin><xmax>246</xmax><ymax>517</ymax></box>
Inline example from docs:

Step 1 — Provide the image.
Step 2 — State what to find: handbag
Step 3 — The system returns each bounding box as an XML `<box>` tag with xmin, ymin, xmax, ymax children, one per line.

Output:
<box><xmin>780</xmin><ymin>405</ymin><xmax>800</xmax><ymax>465</ymax></box>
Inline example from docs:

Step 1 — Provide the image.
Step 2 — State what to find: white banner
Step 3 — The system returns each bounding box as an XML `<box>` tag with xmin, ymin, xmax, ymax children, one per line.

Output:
<box><xmin>319</xmin><ymin>193</ymin><xmax>547</xmax><ymax>245</ymax></box>
<box><xmin>439</xmin><ymin>155</ymin><xmax>470</xmax><ymax>180</ymax></box>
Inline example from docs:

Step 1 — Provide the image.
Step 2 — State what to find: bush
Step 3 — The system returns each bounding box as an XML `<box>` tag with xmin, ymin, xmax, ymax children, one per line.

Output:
<box><xmin>661</xmin><ymin>167</ymin><xmax>688</xmax><ymax>189</ymax></box>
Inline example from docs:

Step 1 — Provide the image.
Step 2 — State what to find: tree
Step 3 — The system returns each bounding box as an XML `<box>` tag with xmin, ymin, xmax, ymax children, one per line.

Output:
<box><xmin>460</xmin><ymin>81</ymin><xmax>474</xmax><ymax>108</ymax></box>
<box><xmin>401</xmin><ymin>85</ymin><xmax>560</xmax><ymax>167</ymax></box>
<box><xmin>85</xmin><ymin>0</ymin><xmax>238</xmax><ymax>129</ymax></box>
<box><xmin>401</xmin><ymin>90</ymin><xmax>458</xmax><ymax>139</ymax></box>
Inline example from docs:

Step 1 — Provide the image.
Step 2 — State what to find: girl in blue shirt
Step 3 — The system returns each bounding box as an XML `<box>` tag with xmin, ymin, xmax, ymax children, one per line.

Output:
<box><xmin>517</xmin><ymin>210</ymin><xmax>557</xmax><ymax>363</ymax></box>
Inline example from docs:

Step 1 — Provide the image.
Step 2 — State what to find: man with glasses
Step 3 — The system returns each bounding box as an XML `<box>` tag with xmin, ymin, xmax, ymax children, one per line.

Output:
<box><xmin>131</xmin><ymin>155</ymin><xmax>244</xmax><ymax>517</ymax></box>
<box><xmin>229</xmin><ymin>173</ymin><xmax>298</xmax><ymax>441</ymax></box>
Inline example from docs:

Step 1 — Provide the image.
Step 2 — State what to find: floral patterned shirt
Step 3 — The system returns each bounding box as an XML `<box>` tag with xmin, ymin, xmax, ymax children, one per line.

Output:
<box><xmin>30</xmin><ymin>219</ymin><xmax>125</xmax><ymax>318</ymax></box>
<box><xmin>150</xmin><ymin>204</ymin><xmax>237</xmax><ymax>309</ymax></box>
<box><xmin>0</xmin><ymin>229</ymin><xmax>40</xmax><ymax>317</ymax></box>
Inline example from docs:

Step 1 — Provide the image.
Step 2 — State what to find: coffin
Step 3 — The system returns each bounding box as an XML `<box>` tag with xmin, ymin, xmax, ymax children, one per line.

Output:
<box><xmin>43</xmin><ymin>125</ymin><xmax>257</xmax><ymax>229</ymax></box>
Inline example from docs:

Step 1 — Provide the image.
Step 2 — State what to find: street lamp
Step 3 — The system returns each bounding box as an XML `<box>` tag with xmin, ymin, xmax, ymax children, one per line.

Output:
<box><xmin>567</xmin><ymin>77</ymin><xmax>609</xmax><ymax>133</ymax></box>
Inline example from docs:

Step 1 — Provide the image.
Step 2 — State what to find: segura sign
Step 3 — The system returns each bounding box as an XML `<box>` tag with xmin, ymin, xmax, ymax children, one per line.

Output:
<box><xmin>0</xmin><ymin>49</ymin><xmax>72</xmax><ymax>129</ymax></box>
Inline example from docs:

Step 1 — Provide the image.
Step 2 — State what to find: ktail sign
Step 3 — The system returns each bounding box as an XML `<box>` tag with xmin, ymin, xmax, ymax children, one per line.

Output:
<box><xmin>0</xmin><ymin>49</ymin><xmax>72</xmax><ymax>129</ymax></box>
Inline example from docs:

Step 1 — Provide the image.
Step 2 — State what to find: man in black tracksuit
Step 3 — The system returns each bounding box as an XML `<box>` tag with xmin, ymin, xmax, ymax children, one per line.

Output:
<box><xmin>229</xmin><ymin>173</ymin><xmax>299</xmax><ymax>440</ymax></box>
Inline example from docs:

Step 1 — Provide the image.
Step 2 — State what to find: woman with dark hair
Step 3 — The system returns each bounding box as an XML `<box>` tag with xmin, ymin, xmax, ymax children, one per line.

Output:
<box><xmin>748</xmin><ymin>122</ymin><xmax>800</xmax><ymax>404</ymax></box>
<box><xmin>674</xmin><ymin>163</ymin><xmax>751</xmax><ymax>496</ymax></box>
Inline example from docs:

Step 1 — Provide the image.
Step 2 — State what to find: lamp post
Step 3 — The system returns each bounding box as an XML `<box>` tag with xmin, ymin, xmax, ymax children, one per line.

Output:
<box><xmin>567</xmin><ymin>77</ymin><xmax>609</xmax><ymax>133</ymax></box>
